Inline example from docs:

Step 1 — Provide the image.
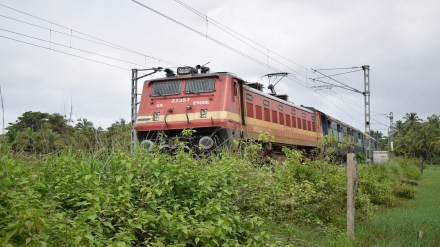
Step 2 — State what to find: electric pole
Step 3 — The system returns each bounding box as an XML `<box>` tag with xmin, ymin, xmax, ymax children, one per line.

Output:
<box><xmin>387</xmin><ymin>112</ymin><xmax>394</xmax><ymax>157</ymax></box>
<box><xmin>362</xmin><ymin>65</ymin><xmax>372</xmax><ymax>164</ymax></box>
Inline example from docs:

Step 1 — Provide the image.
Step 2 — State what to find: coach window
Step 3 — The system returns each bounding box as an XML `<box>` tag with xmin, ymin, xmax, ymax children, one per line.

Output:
<box><xmin>302</xmin><ymin>119</ymin><xmax>307</xmax><ymax>130</ymax></box>
<box><xmin>292</xmin><ymin>116</ymin><xmax>297</xmax><ymax>128</ymax></box>
<box><xmin>278</xmin><ymin>105</ymin><xmax>284</xmax><ymax>111</ymax></box>
<box><xmin>151</xmin><ymin>80</ymin><xmax>181</xmax><ymax>96</ymax></box>
<box><xmin>185</xmin><ymin>79</ymin><xmax>215</xmax><ymax>94</ymax></box>
<box><xmin>291</xmin><ymin>109</ymin><xmax>296</xmax><ymax>115</ymax></box>
<box><xmin>302</xmin><ymin>112</ymin><xmax>307</xmax><ymax>119</ymax></box>
<box><xmin>263</xmin><ymin>100</ymin><xmax>269</xmax><ymax>106</ymax></box>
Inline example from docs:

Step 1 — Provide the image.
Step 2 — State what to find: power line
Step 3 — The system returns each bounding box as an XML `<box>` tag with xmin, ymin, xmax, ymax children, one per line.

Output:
<box><xmin>172</xmin><ymin>0</ymin><xmax>309</xmax><ymax>72</ymax></box>
<box><xmin>311</xmin><ymin>69</ymin><xmax>363</xmax><ymax>80</ymax></box>
<box><xmin>311</xmin><ymin>69</ymin><xmax>363</xmax><ymax>94</ymax></box>
<box><xmin>131</xmin><ymin>0</ymin><xmax>278</xmax><ymax>71</ymax></box>
<box><xmin>0</xmin><ymin>35</ymin><xmax>130</xmax><ymax>71</ymax></box>
<box><xmin>314</xmin><ymin>67</ymin><xmax>361</xmax><ymax>71</ymax></box>
<box><xmin>0</xmin><ymin>4</ymin><xmax>181</xmax><ymax>66</ymax></box>
<box><xmin>0</xmin><ymin>28</ymin><xmax>149</xmax><ymax>68</ymax></box>
<box><xmin>131</xmin><ymin>0</ymin><xmax>317</xmax><ymax>92</ymax></box>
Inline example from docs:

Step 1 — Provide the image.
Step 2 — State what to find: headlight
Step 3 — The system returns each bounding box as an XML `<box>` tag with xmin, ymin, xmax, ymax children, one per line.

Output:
<box><xmin>153</xmin><ymin>112</ymin><xmax>160</xmax><ymax>121</ymax></box>
<box><xmin>200</xmin><ymin>109</ymin><xmax>207</xmax><ymax>118</ymax></box>
<box><xmin>177</xmin><ymin>66</ymin><xmax>195</xmax><ymax>75</ymax></box>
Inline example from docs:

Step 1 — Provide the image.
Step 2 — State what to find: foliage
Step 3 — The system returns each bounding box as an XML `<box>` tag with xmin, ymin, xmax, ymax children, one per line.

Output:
<box><xmin>5</xmin><ymin>111</ymin><xmax>131</xmax><ymax>154</ymax></box>
<box><xmin>0</xmin><ymin>147</ymin><xmax>268</xmax><ymax>246</ymax></box>
<box><xmin>393</xmin><ymin>113</ymin><xmax>440</xmax><ymax>163</ymax></box>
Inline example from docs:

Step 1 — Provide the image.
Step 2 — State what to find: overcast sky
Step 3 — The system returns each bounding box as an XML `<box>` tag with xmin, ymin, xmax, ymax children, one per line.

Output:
<box><xmin>1</xmin><ymin>0</ymin><xmax>439</xmax><ymax>134</ymax></box>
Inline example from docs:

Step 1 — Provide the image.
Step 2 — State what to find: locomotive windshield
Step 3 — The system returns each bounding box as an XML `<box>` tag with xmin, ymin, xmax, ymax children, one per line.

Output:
<box><xmin>185</xmin><ymin>79</ymin><xmax>215</xmax><ymax>94</ymax></box>
<box><xmin>151</xmin><ymin>81</ymin><xmax>181</xmax><ymax>96</ymax></box>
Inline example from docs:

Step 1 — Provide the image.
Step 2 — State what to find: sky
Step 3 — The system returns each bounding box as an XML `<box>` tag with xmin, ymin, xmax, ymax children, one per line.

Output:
<box><xmin>1</xmin><ymin>0</ymin><xmax>439</xmax><ymax>134</ymax></box>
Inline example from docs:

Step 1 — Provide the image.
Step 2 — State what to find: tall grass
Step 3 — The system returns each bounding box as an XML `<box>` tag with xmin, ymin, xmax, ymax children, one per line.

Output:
<box><xmin>353</xmin><ymin>165</ymin><xmax>440</xmax><ymax>246</ymax></box>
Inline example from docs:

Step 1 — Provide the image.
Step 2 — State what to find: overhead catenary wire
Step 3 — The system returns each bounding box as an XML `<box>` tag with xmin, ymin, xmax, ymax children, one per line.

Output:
<box><xmin>130</xmin><ymin>0</ymin><xmax>282</xmax><ymax>72</ymax></box>
<box><xmin>311</xmin><ymin>69</ymin><xmax>363</xmax><ymax>94</ymax></box>
<box><xmin>314</xmin><ymin>67</ymin><xmax>361</xmax><ymax>71</ymax></box>
<box><xmin>172</xmin><ymin>0</ymin><xmax>309</xmax><ymax>72</ymax></box>
<box><xmin>0</xmin><ymin>35</ymin><xmax>130</xmax><ymax>71</ymax></box>
<box><xmin>0</xmin><ymin>28</ymin><xmax>150</xmax><ymax>68</ymax></box>
<box><xmin>0</xmin><ymin>5</ymin><xmax>181</xmax><ymax>66</ymax></box>
<box><xmin>130</xmin><ymin>0</ymin><xmax>316</xmax><ymax>90</ymax></box>
<box><xmin>311</xmin><ymin>69</ymin><xmax>363</xmax><ymax>80</ymax></box>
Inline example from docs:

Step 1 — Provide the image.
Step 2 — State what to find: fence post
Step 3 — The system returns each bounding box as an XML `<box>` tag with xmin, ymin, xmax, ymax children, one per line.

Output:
<box><xmin>347</xmin><ymin>153</ymin><xmax>357</xmax><ymax>236</ymax></box>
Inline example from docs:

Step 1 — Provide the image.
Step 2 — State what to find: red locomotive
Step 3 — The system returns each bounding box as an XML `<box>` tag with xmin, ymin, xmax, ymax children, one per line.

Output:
<box><xmin>134</xmin><ymin>65</ymin><xmax>378</xmax><ymax>155</ymax></box>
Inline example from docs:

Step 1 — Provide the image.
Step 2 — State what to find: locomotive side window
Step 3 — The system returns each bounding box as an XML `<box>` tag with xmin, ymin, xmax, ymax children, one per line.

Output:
<box><xmin>185</xmin><ymin>79</ymin><xmax>215</xmax><ymax>94</ymax></box>
<box><xmin>151</xmin><ymin>81</ymin><xmax>181</xmax><ymax>96</ymax></box>
<box><xmin>255</xmin><ymin>105</ymin><xmax>262</xmax><ymax>120</ymax></box>
<box><xmin>272</xmin><ymin>110</ymin><xmax>278</xmax><ymax>124</ymax></box>
<box><xmin>264</xmin><ymin>108</ymin><xmax>270</xmax><ymax>122</ymax></box>
<box><xmin>292</xmin><ymin>116</ymin><xmax>297</xmax><ymax>128</ymax></box>
<box><xmin>286</xmin><ymin>114</ymin><xmax>291</xmax><ymax>127</ymax></box>
<box><xmin>246</xmin><ymin>102</ymin><xmax>254</xmax><ymax>118</ymax></box>
<box><xmin>279</xmin><ymin>112</ymin><xmax>284</xmax><ymax>125</ymax></box>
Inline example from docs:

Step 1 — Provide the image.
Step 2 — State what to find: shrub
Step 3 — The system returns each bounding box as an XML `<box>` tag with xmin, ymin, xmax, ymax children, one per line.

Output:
<box><xmin>394</xmin><ymin>184</ymin><xmax>417</xmax><ymax>199</ymax></box>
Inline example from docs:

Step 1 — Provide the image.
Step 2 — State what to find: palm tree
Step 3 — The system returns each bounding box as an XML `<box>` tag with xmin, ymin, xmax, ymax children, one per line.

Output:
<box><xmin>403</xmin><ymin>112</ymin><xmax>421</xmax><ymax>132</ymax></box>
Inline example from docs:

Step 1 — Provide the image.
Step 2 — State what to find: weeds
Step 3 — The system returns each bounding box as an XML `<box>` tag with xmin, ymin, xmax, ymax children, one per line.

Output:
<box><xmin>0</xmin><ymin>138</ymin><xmax>423</xmax><ymax>246</ymax></box>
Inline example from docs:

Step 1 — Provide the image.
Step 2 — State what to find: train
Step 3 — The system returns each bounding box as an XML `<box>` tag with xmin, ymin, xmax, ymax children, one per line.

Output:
<box><xmin>134</xmin><ymin>65</ymin><xmax>379</xmax><ymax>157</ymax></box>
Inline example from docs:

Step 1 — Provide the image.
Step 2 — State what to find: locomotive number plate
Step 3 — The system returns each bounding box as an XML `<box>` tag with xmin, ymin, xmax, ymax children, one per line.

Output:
<box><xmin>171</xmin><ymin>98</ymin><xmax>190</xmax><ymax>103</ymax></box>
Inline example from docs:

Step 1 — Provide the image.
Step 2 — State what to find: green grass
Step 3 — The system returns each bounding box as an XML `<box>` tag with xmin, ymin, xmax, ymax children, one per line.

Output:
<box><xmin>353</xmin><ymin>165</ymin><xmax>440</xmax><ymax>246</ymax></box>
<box><xmin>263</xmin><ymin>164</ymin><xmax>440</xmax><ymax>247</ymax></box>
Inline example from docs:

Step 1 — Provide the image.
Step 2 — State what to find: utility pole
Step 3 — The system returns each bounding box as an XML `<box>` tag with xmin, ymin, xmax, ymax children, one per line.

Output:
<box><xmin>131</xmin><ymin>69</ymin><xmax>138</xmax><ymax>149</ymax></box>
<box><xmin>362</xmin><ymin>65</ymin><xmax>372</xmax><ymax>164</ymax></box>
<box><xmin>131</xmin><ymin>67</ymin><xmax>162</xmax><ymax>149</ymax></box>
<box><xmin>387</xmin><ymin>112</ymin><xmax>394</xmax><ymax>157</ymax></box>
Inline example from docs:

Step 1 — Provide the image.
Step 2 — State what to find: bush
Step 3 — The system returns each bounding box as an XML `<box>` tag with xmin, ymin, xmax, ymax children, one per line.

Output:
<box><xmin>0</xmin><ymin>139</ymin><xmax>423</xmax><ymax>245</ymax></box>
<box><xmin>394</xmin><ymin>184</ymin><xmax>417</xmax><ymax>199</ymax></box>
<box><xmin>0</xmin><ymin>147</ymin><xmax>268</xmax><ymax>246</ymax></box>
